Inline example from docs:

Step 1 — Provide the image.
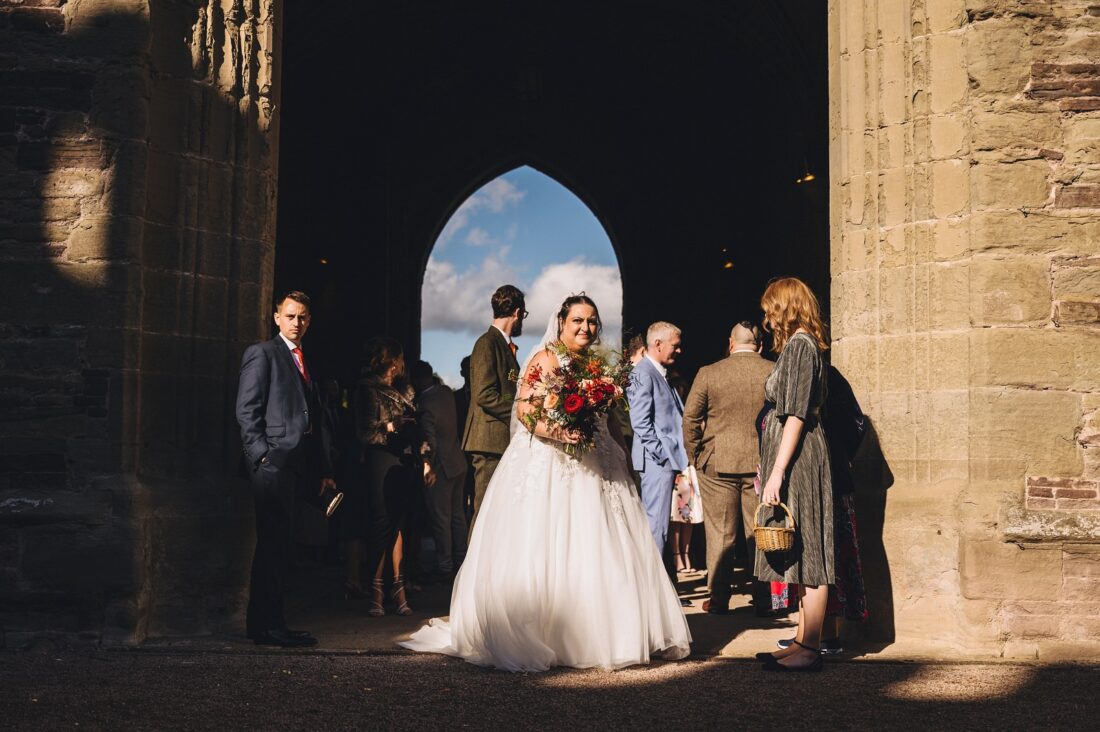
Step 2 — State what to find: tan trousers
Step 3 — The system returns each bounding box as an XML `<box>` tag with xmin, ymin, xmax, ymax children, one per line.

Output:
<box><xmin>698</xmin><ymin>466</ymin><xmax>768</xmax><ymax>608</ymax></box>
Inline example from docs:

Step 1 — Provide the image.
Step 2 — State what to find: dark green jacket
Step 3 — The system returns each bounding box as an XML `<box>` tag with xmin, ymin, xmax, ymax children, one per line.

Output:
<box><xmin>461</xmin><ymin>327</ymin><xmax>519</xmax><ymax>455</ymax></box>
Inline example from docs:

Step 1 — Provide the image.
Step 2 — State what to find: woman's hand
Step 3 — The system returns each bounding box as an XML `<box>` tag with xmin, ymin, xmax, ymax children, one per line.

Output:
<box><xmin>761</xmin><ymin>469</ymin><xmax>784</xmax><ymax>506</ymax></box>
<box><xmin>560</xmin><ymin>427</ymin><xmax>583</xmax><ymax>445</ymax></box>
<box><xmin>423</xmin><ymin>463</ymin><xmax>437</xmax><ymax>488</ymax></box>
<box><xmin>385</xmin><ymin>421</ymin><xmax>396</xmax><ymax>434</ymax></box>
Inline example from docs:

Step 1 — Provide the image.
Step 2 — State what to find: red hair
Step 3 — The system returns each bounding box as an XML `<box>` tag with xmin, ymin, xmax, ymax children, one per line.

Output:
<box><xmin>760</xmin><ymin>277</ymin><xmax>829</xmax><ymax>353</ymax></box>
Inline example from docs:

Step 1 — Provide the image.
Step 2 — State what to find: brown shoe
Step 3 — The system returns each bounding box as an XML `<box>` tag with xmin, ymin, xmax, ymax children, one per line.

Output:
<box><xmin>703</xmin><ymin>598</ymin><xmax>730</xmax><ymax>615</ymax></box>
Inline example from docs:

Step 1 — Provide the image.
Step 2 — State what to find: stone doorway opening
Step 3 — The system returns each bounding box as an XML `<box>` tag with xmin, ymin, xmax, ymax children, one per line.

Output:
<box><xmin>420</xmin><ymin>164</ymin><xmax>623</xmax><ymax>387</ymax></box>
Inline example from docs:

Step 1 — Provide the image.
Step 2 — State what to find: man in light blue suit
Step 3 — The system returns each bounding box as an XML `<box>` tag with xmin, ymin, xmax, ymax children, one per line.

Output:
<box><xmin>628</xmin><ymin>321</ymin><xmax>688</xmax><ymax>569</ymax></box>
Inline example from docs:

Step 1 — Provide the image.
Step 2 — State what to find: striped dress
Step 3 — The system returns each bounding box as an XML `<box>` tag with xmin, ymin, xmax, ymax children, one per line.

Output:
<box><xmin>754</xmin><ymin>332</ymin><xmax>835</xmax><ymax>587</ymax></box>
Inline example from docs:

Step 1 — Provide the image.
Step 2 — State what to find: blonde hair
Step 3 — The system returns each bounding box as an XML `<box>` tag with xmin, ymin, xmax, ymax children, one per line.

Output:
<box><xmin>760</xmin><ymin>277</ymin><xmax>829</xmax><ymax>353</ymax></box>
<box><xmin>646</xmin><ymin>321</ymin><xmax>680</xmax><ymax>347</ymax></box>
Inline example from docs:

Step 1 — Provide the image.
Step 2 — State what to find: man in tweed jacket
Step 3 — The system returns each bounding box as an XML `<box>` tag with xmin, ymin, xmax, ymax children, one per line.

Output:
<box><xmin>462</xmin><ymin>285</ymin><xmax>525</xmax><ymax>533</ymax></box>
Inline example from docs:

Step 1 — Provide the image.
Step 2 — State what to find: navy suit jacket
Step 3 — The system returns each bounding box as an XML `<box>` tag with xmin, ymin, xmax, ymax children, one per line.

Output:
<box><xmin>236</xmin><ymin>336</ymin><xmax>333</xmax><ymax>475</ymax></box>
<box><xmin>627</xmin><ymin>357</ymin><xmax>688</xmax><ymax>473</ymax></box>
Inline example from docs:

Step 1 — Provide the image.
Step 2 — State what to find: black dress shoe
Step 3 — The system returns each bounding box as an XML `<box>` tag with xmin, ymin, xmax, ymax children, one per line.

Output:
<box><xmin>253</xmin><ymin>629</ymin><xmax>318</xmax><ymax>648</ymax></box>
<box><xmin>755</xmin><ymin>651</ymin><xmax>779</xmax><ymax>661</ymax></box>
<box><xmin>680</xmin><ymin>598</ymin><xmax>693</xmax><ymax>607</ymax></box>
<box><xmin>284</xmin><ymin>629</ymin><xmax>314</xmax><ymax>639</ymax></box>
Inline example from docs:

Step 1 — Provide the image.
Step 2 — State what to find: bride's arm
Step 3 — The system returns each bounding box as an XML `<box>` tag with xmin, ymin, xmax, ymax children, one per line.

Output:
<box><xmin>516</xmin><ymin>350</ymin><xmax>581</xmax><ymax>444</ymax></box>
<box><xmin>606</xmin><ymin>409</ymin><xmax>630</xmax><ymax>456</ymax></box>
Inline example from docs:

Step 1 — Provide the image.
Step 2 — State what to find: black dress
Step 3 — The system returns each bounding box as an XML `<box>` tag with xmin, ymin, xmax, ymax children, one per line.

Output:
<box><xmin>354</xmin><ymin>376</ymin><xmax>429</xmax><ymax>568</ymax></box>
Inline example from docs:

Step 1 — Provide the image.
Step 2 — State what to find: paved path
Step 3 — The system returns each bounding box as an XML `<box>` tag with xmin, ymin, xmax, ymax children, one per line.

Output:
<box><xmin>2</xmin><ymin>650</ymin><xmax>1097</xmax><ymax>730</ymax></box>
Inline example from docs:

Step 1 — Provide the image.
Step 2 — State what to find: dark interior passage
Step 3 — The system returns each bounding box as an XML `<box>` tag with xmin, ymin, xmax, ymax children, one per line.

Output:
<box><xmin>275</xmin><ymin>1</ymin><xmax>829</xmax><ymax>385</ymax></box>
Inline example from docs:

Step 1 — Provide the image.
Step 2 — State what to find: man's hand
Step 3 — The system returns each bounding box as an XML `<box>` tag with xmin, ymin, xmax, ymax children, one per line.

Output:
<box><xmin>423</xmin><ymin>463</ymin><xmax>437</xmax><ymax>488</ymax></box>
<box><xmin>319</xmin><ymin>477</ymin><xmax>336</xmax><ymax>496</ymax></box>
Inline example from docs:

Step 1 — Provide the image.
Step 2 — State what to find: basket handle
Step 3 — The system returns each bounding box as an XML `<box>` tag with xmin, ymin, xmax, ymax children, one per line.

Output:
<box><xmin>753</xmin><ymin>501</ymin><xmax>796</xmax><ymax>531</ymax></box>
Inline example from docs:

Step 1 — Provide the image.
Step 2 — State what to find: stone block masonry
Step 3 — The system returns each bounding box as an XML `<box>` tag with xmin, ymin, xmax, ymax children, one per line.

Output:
<box><xmin>0</xmin><ymin>0</ymin><xmax>281</xmax><ymax>647</ymax></box>
<box><xmin>830</xmin><ymin>0</ymin><xmax>1100</xmax><ymax>659</ymax></box>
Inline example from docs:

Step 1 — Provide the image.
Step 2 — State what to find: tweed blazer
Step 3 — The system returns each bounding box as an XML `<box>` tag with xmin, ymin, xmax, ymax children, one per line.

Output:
<box><xmin>682</xmin><ymin>350</ymin><xmax>774</xmax><ymax>475</ymax></box>
<box><xmin>461</xmin><ymin>326</ymin><xmax>519</xmax><ymax>455</ymax></box>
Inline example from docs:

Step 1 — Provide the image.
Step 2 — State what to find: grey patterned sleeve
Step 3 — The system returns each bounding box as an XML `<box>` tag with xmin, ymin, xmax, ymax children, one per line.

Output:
<box><xmin>774</xmin><ymin>337</ymin><xmax>817</xmax><ymax>420</ymax></box>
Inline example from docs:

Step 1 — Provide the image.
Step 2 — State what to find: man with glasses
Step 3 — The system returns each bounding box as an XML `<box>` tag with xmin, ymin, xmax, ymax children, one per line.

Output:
<box><xmin>462</xmin><ymin>284</ymin><xmax>526</xmax><ymax>535</ymax></box>
<box><xmin>683</xmin><ymin>320</ymin><xmax>774</xmax><ymax>615</ymax></box>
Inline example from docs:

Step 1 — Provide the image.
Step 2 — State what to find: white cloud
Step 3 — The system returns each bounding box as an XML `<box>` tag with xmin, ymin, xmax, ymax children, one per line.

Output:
<box><xmin>422</xmin><ymin>253</ymin><xmax>623</xmax><ymax>350</ymax></box>
<box><xmin>421</xmin><ymin>247</ymin><xmax>518</xmax><ymax>334</ymax></box>
<box><xmin>435</xmin><ymin>178</ymin><xmax>525</xmax><ymax>249</ymax></box>
<box><xmin>464</xmin><ymin>227</ymin><xmax>495</xmax><ymax>247</ymax></box>
<box><xmin>523</xmin><ymin>259</ymin><xmax>623</xmax><ymax>350</ymax></box>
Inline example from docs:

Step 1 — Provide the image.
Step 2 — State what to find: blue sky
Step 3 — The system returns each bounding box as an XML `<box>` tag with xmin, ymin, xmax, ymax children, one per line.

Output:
<box><xmin>421</xmin><ymin>166</ymin><xmax>622</xmax><ymax>387</ymax></box>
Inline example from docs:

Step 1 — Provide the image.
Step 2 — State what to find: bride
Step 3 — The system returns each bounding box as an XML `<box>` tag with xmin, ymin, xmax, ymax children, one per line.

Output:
<box><xmin>400</xmin><ymin>294</ymin><xmax>691</xmax><ymax>672</ymax></box>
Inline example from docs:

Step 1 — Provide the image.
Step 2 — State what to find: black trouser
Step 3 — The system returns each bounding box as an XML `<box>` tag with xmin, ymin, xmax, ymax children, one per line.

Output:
<box><xmin>247</xmin><ymin>462</ymin><xmax>297</xmax><ymax>635</ymax></box>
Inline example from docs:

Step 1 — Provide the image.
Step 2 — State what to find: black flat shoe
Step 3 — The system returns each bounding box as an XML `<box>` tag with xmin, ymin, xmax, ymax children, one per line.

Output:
<box><xmin>761</xmin><ymin>654</ymin><xmax>824</xmax><ymax>672</ymax></box>
<box><xmin>755</xmin><ymin>651</ymin><xmax>779</xmax><ymax>661</ymax></box>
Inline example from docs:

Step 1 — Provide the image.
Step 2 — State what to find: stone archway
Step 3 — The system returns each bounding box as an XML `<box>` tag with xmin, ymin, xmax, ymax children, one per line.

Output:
<box><xmin>420</xmin><ymin>163</ymin><xmax>625</xmax><ymax>385</ymax></box>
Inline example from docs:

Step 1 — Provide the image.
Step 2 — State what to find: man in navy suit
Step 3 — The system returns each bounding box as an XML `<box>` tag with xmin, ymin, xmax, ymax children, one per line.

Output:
<box><xmin>628</xmin><ymin>321</ymin><xmax>688</xmax><ymax>599</ymax></box>
<box><xmin>236</xmin><ymin>290</ymin><xmax>335</xmax><ymax>647</ymax></box>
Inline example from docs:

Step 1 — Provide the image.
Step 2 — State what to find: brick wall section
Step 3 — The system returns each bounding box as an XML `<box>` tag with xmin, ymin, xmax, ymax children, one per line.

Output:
<box><xmin>830</xmin><ymin>0</ymin><xmax>1100</xmax><ymax>660</ymax></box>
<box><xmin>0</xmin><ymin>0</ymin><xmax>281</xmax><ymax>646</ymax></box>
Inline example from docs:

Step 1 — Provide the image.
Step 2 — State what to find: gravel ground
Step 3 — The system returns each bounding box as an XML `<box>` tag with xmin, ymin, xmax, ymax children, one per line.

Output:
<box><xmin>1</xmin><ymin>650</ymin><xmax>1097</xmax><ymax>731</ymax></box>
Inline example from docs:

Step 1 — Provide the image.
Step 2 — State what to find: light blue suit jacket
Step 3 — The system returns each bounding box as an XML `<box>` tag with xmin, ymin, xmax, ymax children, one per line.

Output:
<box><xmin>628</xmin><ymin>357</ymin><xmax>688</xmax><ymax>473</ymax></box>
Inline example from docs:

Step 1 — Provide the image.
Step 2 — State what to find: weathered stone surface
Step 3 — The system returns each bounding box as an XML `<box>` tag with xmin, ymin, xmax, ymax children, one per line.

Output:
<box><xmin>973</xmin><ymin>161</ymin><xmax>1052</xmax><ymax>209</ymax></box>
<box><xmin>960</xmin><ymin>539</ymin><xmax>1063</xmax><ymax>600</ymax></box>
<box><xmin>970</xmin><ymin>388</ymin><xmax>1082</xmax><ymax>480</ymax></box>
<box><xmin>971</xmin><ymin>210</ymin><xmax>1100</xmax><ymax>254</ymax></box>
<box><xmin>972</xmin><ymin>328</ymin><xmax>1100</xmax><ymax>391</ymax></box>
<box><xmin>969</xmin><ymin>256</ymin><xmax>1051</xmax><ymax>325</ymax></box>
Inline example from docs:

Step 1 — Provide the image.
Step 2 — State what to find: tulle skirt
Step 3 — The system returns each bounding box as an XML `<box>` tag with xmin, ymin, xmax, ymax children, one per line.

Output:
<box><xmin>400</xmin><ymin>427</ymin><xmax>692</xmax><ymax>672</ymax></box>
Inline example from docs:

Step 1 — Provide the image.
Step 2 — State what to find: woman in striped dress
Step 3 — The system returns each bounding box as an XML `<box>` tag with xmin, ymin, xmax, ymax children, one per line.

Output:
<box><xmin>754</xmin><ymin>277</ymin><xmax>834</xmax><ymax>672</ymax></box>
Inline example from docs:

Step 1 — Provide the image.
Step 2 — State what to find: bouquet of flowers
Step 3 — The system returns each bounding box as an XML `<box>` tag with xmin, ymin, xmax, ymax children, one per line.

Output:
<box><xmin>515</xmin><ymin>343</ymin><xmax>633</xmax><ymax>457</ymax></box>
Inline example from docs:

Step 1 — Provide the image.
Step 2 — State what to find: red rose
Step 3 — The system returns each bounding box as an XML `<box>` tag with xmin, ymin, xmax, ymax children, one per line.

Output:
<box><xmin>564</xmin><ymin>394</ymin><xmax>585</xmax><ymax>414</ymax></box>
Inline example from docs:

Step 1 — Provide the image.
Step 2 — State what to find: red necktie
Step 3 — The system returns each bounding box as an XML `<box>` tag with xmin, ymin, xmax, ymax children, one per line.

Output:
<box><xmin>291</xmin><ymin>347</ymin><xmax>311</xmax><ymax>386</ymax></box>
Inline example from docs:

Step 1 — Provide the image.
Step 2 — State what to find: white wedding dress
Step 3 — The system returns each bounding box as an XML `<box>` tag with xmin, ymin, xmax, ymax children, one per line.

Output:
<box><xmin>401</xmin><ymin>311</ymin><xmax>691</xmax><ymax>672</ymax></box>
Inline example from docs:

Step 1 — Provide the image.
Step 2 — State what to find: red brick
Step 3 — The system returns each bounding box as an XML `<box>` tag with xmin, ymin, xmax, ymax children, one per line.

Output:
<box><xmin>1055</xmin><ymin>185</ymin><xmax>1100</xmax><ymax>208</ymax></box>
<box><xmin>1055</xmin><ymin>301</ymin><xmax>1100</xmax><ymax>325</ymax></box>
<box><xmin>1055</xmin><ymin>488</ymin><xmax>1100</xmax><ymax>499</ymax></box>
<box><xmin>1027</xmin><ymin>496</ymin><xmax>1056</xmax><ymax>510</ymax></box>
<box><xmin>1029</xmin><ymin>79</ymin><xmax>1100</xmax><ymax>98</ymax></box>
<box><xmin>1031</xmin><ymin>63</ymin><xmax>1100</xmax><ymax>80</ymax></box>
<box><xmin>1060</xmin><ymin>97</ymin><xmax>1100</xmax><ymax>112</ymax></box>
<box><xmin>1027</xmin><ymin>485</ymin><xmax>1054</xmax><ymax>498</ymax></box>
<box><xmin>1056</xmin><ymin>498</ymin><xmax>1100</xmax><ymax>510</ymax></box>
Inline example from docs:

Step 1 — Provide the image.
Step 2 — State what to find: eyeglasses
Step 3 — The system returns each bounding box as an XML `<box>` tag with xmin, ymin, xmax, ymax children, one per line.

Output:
<box><xmin>520</xmin><ymin>309</ymin><xmax>529</xmax><ymax>319</ymax></box>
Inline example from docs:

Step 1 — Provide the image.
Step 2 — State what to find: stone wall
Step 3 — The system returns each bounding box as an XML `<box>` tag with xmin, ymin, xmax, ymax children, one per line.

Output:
<box><xmin>830</xmin><ymin>0</ymin><xmax>1100</xmax><ymax>659</ymax></box>
<box><xmin>0</xmin><ymin>0</ymin><xmax>280</xmax><ymax>646</ymax></box>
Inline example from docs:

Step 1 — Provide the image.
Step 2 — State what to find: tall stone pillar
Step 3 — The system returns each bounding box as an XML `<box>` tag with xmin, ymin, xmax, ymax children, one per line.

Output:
<box><xmin>0</xmin><ymin>0</ymin><xmax>281</xmax><ymax>645</ymax></box>
<box><xmin>831</xmin><ymin>0</ymin><xmax>1100</xmax><ymax>658</ymax></box>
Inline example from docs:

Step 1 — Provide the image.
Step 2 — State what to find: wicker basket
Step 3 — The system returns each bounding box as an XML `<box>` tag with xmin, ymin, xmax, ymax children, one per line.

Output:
<box><xmin>753</xmin><ymin>502</ymin><xmax>796</xmax><ymax>552</ymax></box>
